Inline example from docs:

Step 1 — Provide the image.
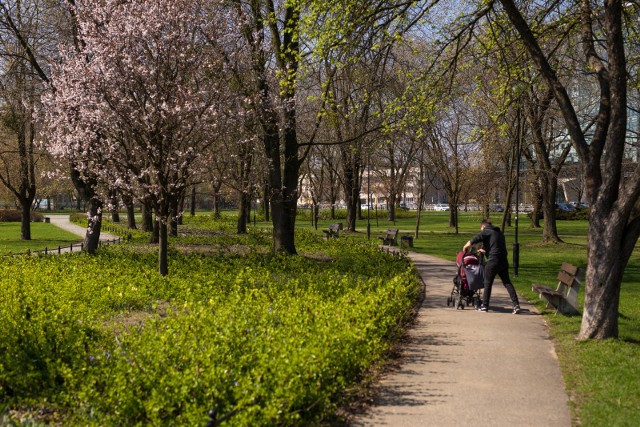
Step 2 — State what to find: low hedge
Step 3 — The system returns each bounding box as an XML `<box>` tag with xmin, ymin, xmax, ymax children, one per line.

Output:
<box><xmin>0</xmin><ymin>209</ymin><xmax>45</xmax><ymax>222</ymax></box>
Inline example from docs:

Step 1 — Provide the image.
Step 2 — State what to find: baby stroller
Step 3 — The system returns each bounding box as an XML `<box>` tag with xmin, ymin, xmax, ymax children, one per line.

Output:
<box><xmin>447</xmin><ymin>250</ymin><xmax>484</xmax><ymax>309</ymax></box>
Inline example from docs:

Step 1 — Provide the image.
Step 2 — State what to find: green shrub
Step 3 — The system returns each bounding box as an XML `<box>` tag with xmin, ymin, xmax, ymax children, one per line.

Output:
<box><xmin>296</xmin><ymin>207</ymin><xmax>415</xmax><ymax>222</ymax></box>
<box><xmin>0</xmin><ymin>232</ymin><xmax>420</xmax><ymax>426</ymax></box>
<box><xmin>0</xmin><ymin>209</ymin><xmax>45</xmax><ymax>222</ymax></box>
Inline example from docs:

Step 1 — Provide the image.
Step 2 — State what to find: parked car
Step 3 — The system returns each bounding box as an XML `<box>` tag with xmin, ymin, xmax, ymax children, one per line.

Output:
<box><xmin>570</xmin><ymin>202</ymin><xmax>589</xmax><ymax>209</ymax></box>
<box><xmin>434</xmin><ymin>204</ymin><xmax>449</xmax><ymax>211</ymax></box>
<box><xmin>556</xmin><ymin>203</ymin><xmax>575</xmax><ymax>212</ymax></box>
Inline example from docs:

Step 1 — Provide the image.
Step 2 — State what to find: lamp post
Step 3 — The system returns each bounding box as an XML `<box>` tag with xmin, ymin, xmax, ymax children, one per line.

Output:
<box><xmin>513</xmin><ymin>106</ymin><xmax>521</xmax><ymax>276</ymax></box>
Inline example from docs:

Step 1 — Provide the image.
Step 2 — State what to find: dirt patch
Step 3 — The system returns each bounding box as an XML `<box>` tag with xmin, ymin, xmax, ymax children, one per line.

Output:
<box><xmin>302</xmin><ymin>252</ymin><xmax>334</xmax><ymax>263</ymax></box>
<box><xmin>103</xmin><ymin>300</ymin><xmax>174</xmax><ymax>334</ymax></box>
<box><xmin>174</xmin><ymin>243</ymin><xmax>268</xmax><ymax>257</ymax></box>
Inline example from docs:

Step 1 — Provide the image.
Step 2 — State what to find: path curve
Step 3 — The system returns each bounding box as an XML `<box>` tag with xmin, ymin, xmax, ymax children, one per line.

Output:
<box><xmin>351</xmin><ymin>251</ymin><xmax>572</xmax><ymax>427</ymax></box>
<box><xmin>47</xmin><ymin>214</ymin><xmax>119</xmax><ymax>241</ymax></box>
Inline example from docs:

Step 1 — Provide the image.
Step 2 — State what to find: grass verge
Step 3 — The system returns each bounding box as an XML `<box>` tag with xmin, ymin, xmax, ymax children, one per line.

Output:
<box><xmin>0</xmin><ymin>222</ymin><xmax>82</xmax><ymax>256</ymax></box>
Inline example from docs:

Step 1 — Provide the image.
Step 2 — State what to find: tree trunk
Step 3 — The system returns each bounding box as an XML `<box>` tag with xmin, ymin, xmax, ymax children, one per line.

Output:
<box><xmin>178</xmin><ymin>192</ymin><xmax>185</xmax><ymax>226</ymax></box>
<box><xmin>157</xmin><ymin>207</ymin><xmax>169</xmax><ymax>276</ymax></box>
<box><xmin>190</xmin><ymin>185</ymin><xmax>196</xmax><ymax>216</ymax></box>
<box><xmin>212</xmin><ymin>191</ymin><xmax>221</xmax><ymax>219</ymax></box>
<box><xmin>110</xmin><ymin>192</ymin><xmax>120</xmax><ymax>223</ymax></box>
<box><xmin>69</xmin><ymin>166</ymin><xmax>101</xmax><ymax>252</ymax></box>
<box><xmin>141</xmin><ymin>199</ymin><xmax>154</xmax><ymax>233</ymax></box>
<box><xmin>541</xmin><ymin>175</ymin><xmax>561</xmax><ymax>242</ymax></box>
<box><xmin>578</xmin><ymin>214</ymin><xmax>640</xmax><ymax>339</ymax></box>
<box><xmin>388</xmin><ymin>192</ymin><xmax>397</xmax><ymax>222</ymax></box>
<box><xmin>126</xmin><ymin>201</ymin><xmax>136</xmax><ymax>229</ymax></box>
<box><xmin>262</xmin><ymin>183</ymin><xmax>270</xmax><ymax>222</ymax></box>
<box><xmin>84</xmin><ymin>198</ymin><xmax>102</xmax><ymax>254</ymax></box>
<box><xmin>502</xmin><ymin>183</ymin><xmax>515</xmax><ymax>232</ymax></box>
<box><xmin>271</xmin><ymin>194</ymin><xmax>297</xmax><ymax>254</ymax></box>
<box><xmin>449</xmin><ymin>204</ymin><xmax>458</xmax><ymax>232</ymax></box>
<box><xmin>237</xmin><ymin>190</ymin><xmax>250</xmax><ymax>234</ymax></box>
<box><xmin>151</xmin><ymin>219</ymin><xmax>159</xmax><ymax>244</ymax></box>
<box><xmin>20</xmin><ymin>199</ymin><xmax>32</xmax><ymax>240</ymax></box>
<box><xmin>529</xmin><ymin>175</ymin><xmax>543</xmax><ymax>228</ymax></box>
<box><xmin>170</xmin><ymin>195</ymin><xmax>179</xmax><ymax>237</ymax></box>
<box><xmin>4</xmin><ymin>123</ymin><xmax>37</xmax><ymax>241</ymax></box>
<box><xmin>342</xmin><ymin>156</ymin><xmax>361</xmax><ymax>232</ymax></box>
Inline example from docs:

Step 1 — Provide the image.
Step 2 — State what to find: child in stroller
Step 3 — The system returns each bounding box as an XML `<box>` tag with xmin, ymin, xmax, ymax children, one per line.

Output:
<box><xmin>447</xmin><ymin>250</ymin><xmax>484</xmax><ymax>309</ymax></box>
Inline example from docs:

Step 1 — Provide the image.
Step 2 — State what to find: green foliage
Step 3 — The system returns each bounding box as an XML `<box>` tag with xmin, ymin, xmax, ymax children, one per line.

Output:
<box><xmin>0</xmin><ymin>228</ymin><xmax>420</xmax><ymax>425</ymax></box>
<box><xmin>295</xmin><ymin>207</ymin><xmax>415</xmax><ymax>222</ymax></box>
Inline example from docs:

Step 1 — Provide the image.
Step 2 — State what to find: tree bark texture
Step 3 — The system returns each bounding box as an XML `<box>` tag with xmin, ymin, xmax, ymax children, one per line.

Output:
<box><xmin>142</xmin><ymin>200</ymin><xmax>154</xmax><ymax>233</ymax></box>
<box><xmin>237</xmin><ymin>190</ymin><xmax>250</xmax><ymax>234</ymax></box>
<box><xmin>122</xmin><ymin>194</ymin><xmax>137</xmax><ymax>229</ymax></box>
<box><xmin>190</xmin><ymin>185</ymin><xmax>196</xmax><ymax>216</ymax></box>
<box><xmin>84</xmin><ymin>197</ymin><xmax>103</xmax><ymax>255</ymax></box>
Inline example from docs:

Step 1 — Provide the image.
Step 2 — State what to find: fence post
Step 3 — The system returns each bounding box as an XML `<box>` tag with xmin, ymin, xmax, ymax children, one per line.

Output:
<box><xmin>58</xmin><ymin>246</ymin><xmax>61</xmax><ymax>254</ymax></box>
<box><xmin>45</xmin><ymin>247</ymin><xmax>48</xmax><ymax>255</ymax></box>
<box><xmin>70</xmin><ymin>243</ymin><xmax>73</xmax><ymax>252</ymax></box>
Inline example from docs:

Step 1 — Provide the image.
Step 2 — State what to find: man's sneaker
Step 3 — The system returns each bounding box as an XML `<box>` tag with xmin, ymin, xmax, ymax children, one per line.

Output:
<box><xmin>512</xmin><ymin>306</ymin><xmax>521</xmax><ymax>314</ymax></box>
<box><xmin>476</xmin><ymin>305</ymin><xmax>488</xmax><ymax>312</ymax></box>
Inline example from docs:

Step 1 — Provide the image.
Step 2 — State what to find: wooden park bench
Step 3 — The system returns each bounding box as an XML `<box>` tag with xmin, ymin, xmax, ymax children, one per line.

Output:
<box><xmin>532</xmin><ymin>262</ymin><xmax>583</xmax><ymax>315</ymax></box>
<box><xmin>322</xmin><ymin>223</ymin><xmax>341</xmax><ymax>240</ymax></box>
<box><xmin>379</xmin><ymin>227</ymin><xmax>399</xmax><ymax>246</ymax></box>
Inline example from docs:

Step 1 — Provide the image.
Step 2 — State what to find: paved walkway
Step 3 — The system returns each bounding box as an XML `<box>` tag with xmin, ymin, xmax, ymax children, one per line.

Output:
<box><xmin>44</xmin><ymin>214</ymin><xmax>120</xmax><ymax>254</ymax></box>
<box><xmin>352</xmin><ymin>252</ymin><xmax>572</xmax><ymax>427</ymax></box>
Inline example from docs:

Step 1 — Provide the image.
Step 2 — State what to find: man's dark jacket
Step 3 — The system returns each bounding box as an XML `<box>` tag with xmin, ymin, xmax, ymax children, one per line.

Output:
<box><xmin>470</xmin><ymin>224</ymin><xmax>508</xmax><ymax>262</ymax></box>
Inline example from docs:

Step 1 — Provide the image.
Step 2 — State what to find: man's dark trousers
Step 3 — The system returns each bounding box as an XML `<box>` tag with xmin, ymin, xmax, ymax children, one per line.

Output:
<box><xmin>482</xmin><ymin>258</ymin><xmax>519</xmax><ymax>308</ymax></box>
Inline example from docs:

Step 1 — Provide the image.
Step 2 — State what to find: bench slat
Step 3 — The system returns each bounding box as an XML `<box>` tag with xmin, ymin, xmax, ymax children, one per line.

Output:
<box><xmin>532</xmin><ymin>284</ymin><xmax>563</xmax><ymax>297</ymax></box>
<box><xmin>556</xmin><ymin>270</ymin><xmax>576</xmax><ymax>286</ymax></box>
<box><xmin>560</xmin><ymin>262</ymin><xmax>579</xmax><ymax>276</ymax></box>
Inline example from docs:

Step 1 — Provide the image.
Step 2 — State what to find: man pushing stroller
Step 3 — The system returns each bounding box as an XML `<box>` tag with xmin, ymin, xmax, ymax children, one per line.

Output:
<box><xmin>463</xmin><ymin>219</ymin><xmax>521</xmax><ymax>314</ymax></box>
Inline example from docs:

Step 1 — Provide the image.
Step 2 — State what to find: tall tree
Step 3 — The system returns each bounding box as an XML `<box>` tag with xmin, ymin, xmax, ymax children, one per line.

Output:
<box><xmin>0</xmin><ymin>0</ymin><xmax>50</xmax><ymax>240</ymax></box>
<box><xmin>227</xmin><ymin>0</ymin><xmax>430</xmax><ymax>247</ymax></box>
<box><xmin>499</xmin><ymin>0</ymin><xmax>639</xmax><ymax>339</ymax></box>
<box><xmin>44</xmin><ymin>0</ymin><xmax>223</xmax><ymax>275</ymax></box>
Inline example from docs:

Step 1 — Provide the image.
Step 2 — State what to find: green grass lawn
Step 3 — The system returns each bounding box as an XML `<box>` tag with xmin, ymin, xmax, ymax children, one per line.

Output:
<box><xmin>0</xmin><ymin>222</ymin><xmax>82</xmax><ymax>256</ymax></box>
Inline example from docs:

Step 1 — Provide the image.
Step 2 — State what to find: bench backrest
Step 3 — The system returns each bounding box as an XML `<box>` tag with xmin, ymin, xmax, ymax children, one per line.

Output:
<box><xmin>386</xmin><ymin>228</ymin><xmax>398</xmax><ymax>237</ymax></box>
<box><xmin>557</xmin><ymin>263</ymin><xmax>582</xmax><ymax>314</ymax></box>
<box><xmin>329</xmin><ymin>223</ymin><xmax>341</xmax><ymax>231</ymax></box>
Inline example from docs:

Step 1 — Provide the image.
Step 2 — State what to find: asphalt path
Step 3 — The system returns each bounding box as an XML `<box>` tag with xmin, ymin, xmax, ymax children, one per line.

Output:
<box><xmin>352</xmin><ymin>251</ymin><xmax>572</xmax><ymax>427</ymax></box>
<box><xmin>44</xmin><ymin>214</ymin><xmax>120</xmax><ymax>254</ymax></box>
